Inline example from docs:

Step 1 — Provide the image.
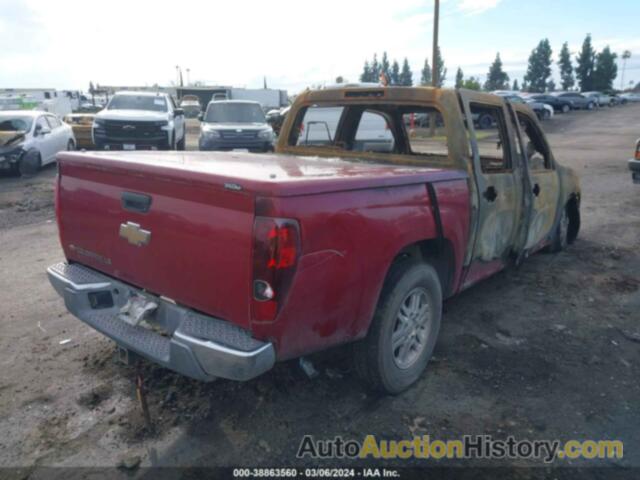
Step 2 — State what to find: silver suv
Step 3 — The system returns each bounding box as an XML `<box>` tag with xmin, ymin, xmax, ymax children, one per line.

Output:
<box><xmin>199</xmin><ymin>100</ymin><xmax>274</xmax><ymax>152</ymax></box>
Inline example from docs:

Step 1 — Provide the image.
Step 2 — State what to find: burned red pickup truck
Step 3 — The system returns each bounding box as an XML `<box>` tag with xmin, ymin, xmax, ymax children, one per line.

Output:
<box><xmin>48</xmin><ymin>86</ymin><xmax>580</xmax><ymax>393</ymax></box>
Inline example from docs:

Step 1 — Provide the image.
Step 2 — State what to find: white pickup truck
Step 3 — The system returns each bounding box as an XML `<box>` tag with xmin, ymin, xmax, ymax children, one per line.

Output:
<box><xmin>92</xmin><ymin>91</ymin><xmax>186</xmax><ymax>151</ymax></box>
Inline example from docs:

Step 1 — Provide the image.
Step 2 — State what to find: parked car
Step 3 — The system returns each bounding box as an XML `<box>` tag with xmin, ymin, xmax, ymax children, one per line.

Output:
<box><xmin>64</xmin><ymin>114</ymin><xmax>95</xmax><ymax>149</ymax></box>
<box><xmin>553</xmin><ymin>92</ymin><xmax>595</xmax><ymax>110</ymax></box>
<box><xmin>199</xmin><ymin>100</ymin><xmax>274</xmax><ymax>152</ymax></box>
<box><xmin>629</xmin><ymin>138</ymin><xmax>640</xmax><ymax>184</ymax></box>
<box><xmin>609</xmin><ymin>94</ymin><xmax>628</xmax><ymax>106</ymax></box>
<box><xmin>495</xmin><ymin>93</ymin><xmax>553</xmax><ymax>121</ymax></box>
<box><xmin>582</xmin><ymin>91</ymin><xmax>612</xmax><ymax>107</ymax></box>
<box><xmin>265</xmin><ymin>106</ymin><xmax>290</xmax><ymax>136</ymax></box>
<box><xmin>92</xmin><ymin>91</ymin><xmax>186</xmax><ymax>151</ymax></box>
<box><xmin>526</xmin><ymin>94</ymin><xmax>573</xmax><ymax>113</ymax></box>
<box><xmin>620</xmin><ymin>92</ymin><xmax>640</xmax><ymax>103</ymax></box>
<box><xmin>0</xmin><ymin>110</ymin><xmax>75</xmax><ymax>175</ymax></box>
<box><xmin>179</xmin><ymin>95</ymin><xmax>201</xmax><ymax>118</ymax></box>
<box><xmin>48</xmin><ymin>86</ymin><xmax>580</xmax><ymax>394</ymax></box>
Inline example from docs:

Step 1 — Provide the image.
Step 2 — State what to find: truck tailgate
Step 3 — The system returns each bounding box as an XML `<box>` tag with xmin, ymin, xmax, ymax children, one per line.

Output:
<box><xmin>56</xmin><ymin>153</ymin><xmax>255</xmax><ymax>329</ymax></box>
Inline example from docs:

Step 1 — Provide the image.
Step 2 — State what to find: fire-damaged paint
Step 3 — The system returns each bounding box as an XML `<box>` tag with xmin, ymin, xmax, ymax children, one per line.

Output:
<box><xmin>278</xmin><ymin>86</ymin><xmax>581</xmax><ymax>284</ymax></box>
<box><xmin>51</xmin><ymin>85</ymin><xmax>580</xmax><ymax>381</ymax></box>
<box><xmin>511</xmin><ymin>103</ymin><xmax>581</xmax><ymax>253</ymax></box>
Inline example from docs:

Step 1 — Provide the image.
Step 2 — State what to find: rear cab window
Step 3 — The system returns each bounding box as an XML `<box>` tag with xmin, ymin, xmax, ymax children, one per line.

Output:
<box><xmin>295</xmin><ymin>106</ymin><xmax>344</xmax><ymax>146</ymax></box>
<box><xmin>402</xmin><ymin>109</ymin><xmax>448</xmax><ymax>157</ymax></box>
<box><xmin>288</xmin><ymin>103</ymin><xmax>449</xmax><ymax>162</ymax></box>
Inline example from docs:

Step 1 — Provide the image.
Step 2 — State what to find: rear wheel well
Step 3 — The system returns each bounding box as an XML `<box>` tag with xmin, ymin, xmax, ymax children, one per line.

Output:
<box><xmin>567</xmin><ymin>194</ymin><xmax>580</xmax><ymax>244</ymax></box>
<box><xmin>391</xmin><ymin>239</ymin><xmax>455</xmax><ymax>298</ymax></box>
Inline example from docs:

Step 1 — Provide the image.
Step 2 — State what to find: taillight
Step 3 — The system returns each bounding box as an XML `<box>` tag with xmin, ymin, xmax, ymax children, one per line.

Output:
<box><xmin>252</xmin><ymin>217</ymin><xmax>300</xmax><ymax>322</ymax></box>
<box><xmin>635</xmin><ymin>141</ymin><xmax>640</xmax><ymax>160</ymax></box>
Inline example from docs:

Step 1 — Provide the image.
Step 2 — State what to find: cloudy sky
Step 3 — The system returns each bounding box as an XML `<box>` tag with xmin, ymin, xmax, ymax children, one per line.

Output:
<box><xmin>1</xmin><ymin>0</ymin><xmax>639</xmax><ymax>94</ymax></box>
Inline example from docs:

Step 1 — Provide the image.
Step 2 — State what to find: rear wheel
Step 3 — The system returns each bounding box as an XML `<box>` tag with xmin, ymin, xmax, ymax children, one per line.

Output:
<box><xmin>352</xmin><ymin>261</ymin><xmax>442</xmax><ymax>394</ymax></box>
<box><xmin>542</xmin><ymin>109</ymin><xmax>551</xmax><ymax>120</ymax></box>
<box><xmin>561</xmin><ymin>104</ymin><xmax>570</xmax><ymax>114</ymax></box>
<box><xmin>587</xmin><ymin>102</ymin><xmax>594</xmax><ymax>110</ymax></box>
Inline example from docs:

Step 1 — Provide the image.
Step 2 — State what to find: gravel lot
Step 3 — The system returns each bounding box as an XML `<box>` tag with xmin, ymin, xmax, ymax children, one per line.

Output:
<box><xmin>0</xmin><ymin>105</ymin><xmax>639</xmax><ymax>475</ymax></box>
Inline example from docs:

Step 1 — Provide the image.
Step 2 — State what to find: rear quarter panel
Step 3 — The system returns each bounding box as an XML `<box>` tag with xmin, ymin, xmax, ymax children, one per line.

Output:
<box><xmin>253</xmin><ymin>179</ymin><xmax>470</xmax><ymax>360</ymax></box>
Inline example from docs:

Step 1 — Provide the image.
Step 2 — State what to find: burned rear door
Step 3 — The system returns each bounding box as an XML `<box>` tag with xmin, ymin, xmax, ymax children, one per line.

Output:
<box><xmin>457</xmin><ymin>90</ymin><xmax>526</xmax><ymax>285</ymax></box>
<box><xmin>513</xmin><ymin>106</ymin><xmax>561</xmax><ymax>250</ymax></box>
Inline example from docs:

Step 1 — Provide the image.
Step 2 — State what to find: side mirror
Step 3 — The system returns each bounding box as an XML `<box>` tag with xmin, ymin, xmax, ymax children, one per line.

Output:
<box><xmin>174</xmin><ymin>108</ymin><xmax>184</xmax><ymax>117</ymax></box>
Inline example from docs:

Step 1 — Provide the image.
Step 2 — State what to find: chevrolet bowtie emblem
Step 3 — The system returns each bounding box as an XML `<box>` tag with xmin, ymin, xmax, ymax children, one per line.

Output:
<box><xmin>119</xmin><ymin>222</ymin><xmax>151</xmax><ymax>247</ymax></box>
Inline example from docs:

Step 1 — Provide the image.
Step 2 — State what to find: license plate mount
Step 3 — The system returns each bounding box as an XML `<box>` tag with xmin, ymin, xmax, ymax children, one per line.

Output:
<box><xmin>118</xmin><ymin>293</ymin><xmax>158</xmax><ymax>327</ymax></box>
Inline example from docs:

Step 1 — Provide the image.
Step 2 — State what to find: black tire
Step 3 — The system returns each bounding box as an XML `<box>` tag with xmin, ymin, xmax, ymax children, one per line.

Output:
<box><xmin>177</xmin><ymin>131</ymin><xmax>186</xmax><ymax>151</ymax></box>
<box><xmin>352</xmin><ymin>261</ymin><xmax>442</xmax><ymax>394</ymax></box>
<box><xmin>18</xmin><ymin>150</ymin><xmax>42</xmax><ymax>177</ymax></box>
<box><xmin>542</xmin><ymin>109</ymin><xmax>551</xmax><ymax>120</ymax></box>
<box><xmin>561</xmin><ymin>104</ymin><xmax>570</xmax><ymax>114</ymax></box>
<box><xmin>8</xmin><ymin>161</ymin><xmax>20</xmax><ymax>176</ymax></box>
<box><xmin>548</xmin><ymin>205</ymin><xmax>569</xmax><ymax>253</ymax></box>
<box><xmin>587</xmin><ymin>102</ymin><xmax>594</xmax><ymax>111</ymax></box>
<box><xmin>478</xmin><ymin>114</ymin><xmax>492</xmax><ymax>130</ymax></box>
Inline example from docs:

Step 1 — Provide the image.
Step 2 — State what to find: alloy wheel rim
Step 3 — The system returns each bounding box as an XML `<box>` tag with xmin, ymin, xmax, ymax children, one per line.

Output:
<box><xmin>392</xmin><ymin>287</ymin><xmax>431</xmax><ymax>369</ymax></box>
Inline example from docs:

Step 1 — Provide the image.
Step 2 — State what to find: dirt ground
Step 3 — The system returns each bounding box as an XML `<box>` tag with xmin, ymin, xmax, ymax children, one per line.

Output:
<box><xmin>0</xmin><ymin>105</ymin><xmax>639</xmax><ymax>475</ymax></box>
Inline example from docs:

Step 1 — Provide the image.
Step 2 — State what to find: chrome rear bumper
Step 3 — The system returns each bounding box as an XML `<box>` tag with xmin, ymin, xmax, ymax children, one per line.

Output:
<box><xmin>47</xmin><ymin>262</ymin><xmax>275</xmax><ymax>382</ymax></box>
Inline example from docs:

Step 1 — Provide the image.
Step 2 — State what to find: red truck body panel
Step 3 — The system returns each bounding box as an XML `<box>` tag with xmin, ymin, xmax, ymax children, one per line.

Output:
<box><xmin>56</xmin><ymin>151</ymin><xmax>470</xmax><ymax>359</ymax></box>
<box><xmin>253</xmin><ymin>180</ymin><xmax>470</xmax><ymax>359</ymax></box>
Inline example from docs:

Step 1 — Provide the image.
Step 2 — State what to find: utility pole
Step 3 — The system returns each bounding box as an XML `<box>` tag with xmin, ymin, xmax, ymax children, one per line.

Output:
<box><xmin>430</xmin><ymin>0</ymin><xmax>440</xmax><ymax>137</ymax></box>
<box><xmin>621</xmin><ymin>50</ymin><xmax>632</xmax><ymax>91</ymax></box>
<box><xmin>432</xmin><ymin>0</ymin><xmax>440</xmax><ymax>89</ymax></box>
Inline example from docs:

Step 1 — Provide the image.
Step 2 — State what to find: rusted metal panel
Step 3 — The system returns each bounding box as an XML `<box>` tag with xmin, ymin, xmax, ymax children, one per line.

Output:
<box><xmin>511</xmin><ymin>103</ymin><xmax>581</xmax><ymax>250</ymax></box>
<box><xmin>457</xmin><ymin>89</ymin><xmax>526</xmax><ymax>266</ymax></box>
<box><xmin>277</xmin><ymin>86</ymin><xmax>580</xmax><ymax>276</ymax></box>
<box><xmin>278</xmin><ymin>87</ymin><xmax>472</xmax><ymax>173</ymax></box>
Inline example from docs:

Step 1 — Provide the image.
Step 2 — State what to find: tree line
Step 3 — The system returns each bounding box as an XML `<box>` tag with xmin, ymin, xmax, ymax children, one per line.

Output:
<box><xmin>358</xmin><ymin>49</ymin><xmax>446</xmax><ymax>87</ymax></box>
<box><xmin>356</xmin><ymin>34</ymin><xmax>621</xmax><ymax>93</ymax></box>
